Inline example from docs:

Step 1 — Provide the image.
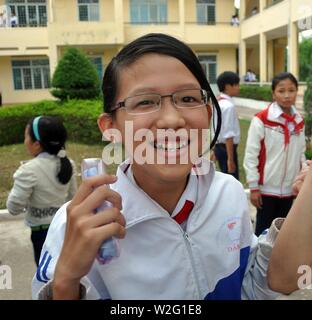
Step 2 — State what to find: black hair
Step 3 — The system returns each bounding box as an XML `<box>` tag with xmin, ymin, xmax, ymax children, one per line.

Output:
<box><xmin>272</xmin><ymin>72</ymin><xmax>298</xmax><ymax>91</ymax></box>
<box><xmin>28</xmin><ymin>116</ymin><xmax>73</xmax><ymax>185</ymax></box>
<box><xmin>102</xmin><ymin>33</ymin><xmax>222</xmax><ymax>150</ymax></box>
<box><xmin>217</xmin><ymin>71</ymin><xmax>240</xmax><ymax>92</ymax></box>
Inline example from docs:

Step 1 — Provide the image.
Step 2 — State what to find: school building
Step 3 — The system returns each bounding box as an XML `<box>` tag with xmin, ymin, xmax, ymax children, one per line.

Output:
<box><xmin>0</xmin><ymin>0</ymin><xmax>311</xmax><ymax>105</ymax></box>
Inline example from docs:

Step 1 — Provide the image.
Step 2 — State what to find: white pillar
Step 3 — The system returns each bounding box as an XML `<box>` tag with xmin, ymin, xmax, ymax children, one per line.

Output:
<box><xmin>239</xmin><ymin>39</ymin><xmax>247</xmax><ymax>81</ymax></box>
<box><xmin>288</xmin><ymin>22</ymin><xmax>299</xmax><ymax>78</ymax></box>
<box><xmin>267</xmin><ymin>40</ymin><xmax>274</xmax><ymax>81</ymax></box>
<box><xmin>179</xmin><ymin>0</ymin><xmax>185</xmax><ymax>37</ymax></box>
<box><xmin>260</xmin><ymin>32</ymin><xmax>267</xmax><ymax>83</ymax></box>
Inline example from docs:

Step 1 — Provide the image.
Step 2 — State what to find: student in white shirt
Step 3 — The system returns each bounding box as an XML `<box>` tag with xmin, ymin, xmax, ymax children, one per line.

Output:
<box><xmin>214</xmin><ymin>71</ymin><xmax>240</xmax><ymax>180</ymax></box>
<box><xmin>7</xmin><ymin>116</ymin><xmax>77</xmax><ymax>266</ymax></box>
<box><xmin>32</xmin><ymin>33</ymin><xmax>298</xmax><ymax>300</ymax></box>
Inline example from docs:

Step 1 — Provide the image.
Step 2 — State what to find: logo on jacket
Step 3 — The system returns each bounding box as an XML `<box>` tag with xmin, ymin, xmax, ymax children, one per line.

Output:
<box><xmin>217</xmin><ymin>217</ymin><xmax>241</xmax><ymax>252</ymax></box>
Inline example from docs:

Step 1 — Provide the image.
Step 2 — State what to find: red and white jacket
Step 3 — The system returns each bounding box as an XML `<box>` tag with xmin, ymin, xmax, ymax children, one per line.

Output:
<box><xmin>244</xmin><ymin>102</ymin><xmax>306</xmax><ymax>197</ymax></box>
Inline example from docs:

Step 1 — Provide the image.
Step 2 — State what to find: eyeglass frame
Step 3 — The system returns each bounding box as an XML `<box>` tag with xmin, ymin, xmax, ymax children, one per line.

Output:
<box><xmin>110</xmin><ymin>88</ymin><xmax>210</xmax><ymax>115</ymax></box>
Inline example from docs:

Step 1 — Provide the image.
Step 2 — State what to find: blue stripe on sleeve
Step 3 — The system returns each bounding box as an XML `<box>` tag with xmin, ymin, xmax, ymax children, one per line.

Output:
<box><xmin>204</xmin><ymin>246</ymin><xmax>250</xmax><ymax>300</ymax></box>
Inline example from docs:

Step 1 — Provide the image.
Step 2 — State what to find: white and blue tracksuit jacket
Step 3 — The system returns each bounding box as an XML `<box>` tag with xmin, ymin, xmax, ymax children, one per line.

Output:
<box><xmin>32</xmin><ymin>160</ymin><xmax>280</xmax><ymax>300</ymax></box>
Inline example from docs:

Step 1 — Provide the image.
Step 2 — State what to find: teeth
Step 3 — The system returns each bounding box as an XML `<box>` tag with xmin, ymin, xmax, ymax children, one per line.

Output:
<box><xmin>154</xmin><ymin>141</ymin><xmax>188</xmax><ymax>150</ymax></box>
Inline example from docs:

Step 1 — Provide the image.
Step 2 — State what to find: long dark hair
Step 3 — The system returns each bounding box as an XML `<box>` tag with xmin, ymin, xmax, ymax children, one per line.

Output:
<box><xmin>28</xmin><ymin>116</ymin><xmax>73</xmax><ymax>184</ymax></box>
<box><xmin>102</xmin><ymin>33</ymin><xmax>222</xmax><ymax>150</ymax></box>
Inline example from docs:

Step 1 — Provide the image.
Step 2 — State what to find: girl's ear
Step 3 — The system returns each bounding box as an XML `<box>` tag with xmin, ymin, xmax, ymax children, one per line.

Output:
<box><xmin>34</xmin><ymin>140</ymin><xmax>43</xmax><ymax>153</ymax></box>
<box><xmin>98</xmin><ymin>113</ymin><xmax>122</xmax><ymax>143</ymax></box>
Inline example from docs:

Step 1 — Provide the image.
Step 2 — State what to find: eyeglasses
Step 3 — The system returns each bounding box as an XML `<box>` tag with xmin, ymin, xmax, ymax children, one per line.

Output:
<box><xmin>111</xmin><ymin>89</ymin><xmax>209</xmax><ymax>115</ymax></box>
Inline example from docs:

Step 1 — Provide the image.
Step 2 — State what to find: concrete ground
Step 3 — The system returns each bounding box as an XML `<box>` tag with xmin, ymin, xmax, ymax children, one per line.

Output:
<box><xmin>0</xmin><ymin>211</ymin><xmax>36</xmax><ymax>300</ymax></box>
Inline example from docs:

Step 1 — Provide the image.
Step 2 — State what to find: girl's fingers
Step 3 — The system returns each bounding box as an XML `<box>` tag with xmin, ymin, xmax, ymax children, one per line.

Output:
<box><xmin>76</xmin><ymin>186</ymin><xmax>122</xmax><ymax>215</ymax></box>
<box><xmin>92</xmin><ymin>222</ymin><xmax>126</xmax><ymax>243</ymax></box>
<box><xmin>83</xmin><ymin>208</ymin><xmax>126</xmax><ymax>229</ymax></box>
<box><xmin>69</xmin><ymin>175</ymin><xmax>117</xmax><ymax>208</ymax></box>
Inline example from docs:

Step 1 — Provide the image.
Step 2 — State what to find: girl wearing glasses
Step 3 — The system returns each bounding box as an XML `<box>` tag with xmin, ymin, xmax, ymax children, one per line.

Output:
<box><xmin>33</xmin><ymin>34</ymin><xmax>286</xmax><ymax>300</ymax></box>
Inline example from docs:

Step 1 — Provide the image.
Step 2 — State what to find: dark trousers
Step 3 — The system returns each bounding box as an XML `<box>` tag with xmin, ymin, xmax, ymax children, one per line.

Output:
<box><xmin>31</xmin><ymin>229</ymin><xmax>48</xmax><ymax>266</ymax></box>
<box><xmin>255</xmin><ymin>195</ymin><xmax>294</xmax><ymax>236</ymax></box>
<box><xmin>214</xmin><ymin>143</ymin><xmax>239</xmax><ymax>181</ymax></box>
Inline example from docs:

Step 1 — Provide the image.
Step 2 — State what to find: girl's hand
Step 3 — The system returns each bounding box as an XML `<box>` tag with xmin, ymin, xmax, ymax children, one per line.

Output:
<box><xmin>250</xmin><ymin>190</ymin><xmax>262</xmax><ymax>209</ymax></box>
<box><xmin>53</xmin><ymin>175</ymin><xmax>125</xmax><ymax>299</ymax></box>
<box><xmin>292</xmin><ymin>161</ymin><xmax>312</xmax><ymax>196</ymax></box>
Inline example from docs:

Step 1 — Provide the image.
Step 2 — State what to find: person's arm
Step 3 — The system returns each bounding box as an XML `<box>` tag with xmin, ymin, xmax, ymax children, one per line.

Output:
<box><xmin>268</xmin><ymin>164</ymin><xmax>312</xmax><ymax>293</ymax></box>
<box><xmin>243</xmin><ymin>117</ymin><xmax>264</xmax><ymax>209</ymax></box>
<box><xmin>6</xmin><ymin>164</ymin><xmax>36</xmax><ymax>215</ymax></box>
<box><xmin>225</xmin><ymin>137</ymin><xmax>236</xmax><ymax>173</ymax></box>
<box><xmin>222</xmin><ymin>105</ymin><xmax>237</xmax><ymax>174</ymax></box>
<box><xmin>66</xmin><ymin>160</ymin><xmax>78</xmax><ymax>201</ymax></box>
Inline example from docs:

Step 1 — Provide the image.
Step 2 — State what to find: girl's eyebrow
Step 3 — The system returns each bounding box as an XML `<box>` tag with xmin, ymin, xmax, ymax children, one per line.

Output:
<box><xmin>128</xmin><ymin>84</ymin><xmax>201</xmax><ymax>96</ymax></box>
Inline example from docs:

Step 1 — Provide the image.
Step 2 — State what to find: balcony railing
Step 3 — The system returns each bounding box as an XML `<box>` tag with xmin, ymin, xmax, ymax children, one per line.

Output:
<box><xmin>264</xmin><ymin>0</ymin><xmax>284</xmax><ymax>10</ymax></box>
<box><xmin>124</xmin><ymin>21</ymin><xmax>238</xmax><ymax>26</ymax></box>
<box><xmin>0</xmin><ymin>22</ymin><xmax>47</xmax><ymax>28</ymax></box>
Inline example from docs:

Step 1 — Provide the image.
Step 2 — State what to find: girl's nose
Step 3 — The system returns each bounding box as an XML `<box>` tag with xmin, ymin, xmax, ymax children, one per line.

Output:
<box><xmin>156</xmin><ymin>96</ymin><xmax>186</xmax><ymax>129</ymax></box>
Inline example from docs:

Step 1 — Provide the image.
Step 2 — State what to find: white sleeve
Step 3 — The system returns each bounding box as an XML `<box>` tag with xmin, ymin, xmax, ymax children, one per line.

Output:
<box><xmin>66</xmin><ymin>160</ymin><xmax>78</xmax><ymax>202</ymax></box>
<box><xmin>241</xmin><ymin>218</ymin><xmax>284</xmax><ymax>300</ymax></box>
<box><xmin>6</xmin><ymin>164</ymin><xmax>37</xmax><ymax>215</ymax></box>
<box><xmin>243</xmin><ymin>117</ymin><xmax>265</xmax><ymax>190</ymax></box>
<box><xmin>221</xmin><ymin>106</ymin><xmax>237</xmax><ymax>140</ymax></box>
<box><xmin>300</xmin><ymin>129</ymin><xmax>306</xmax><ymax>167</ymax></box>
<box><xmin>32</xmin><ymin>203</ymin><xmax>111</xmax><ymax>300</ymax></box>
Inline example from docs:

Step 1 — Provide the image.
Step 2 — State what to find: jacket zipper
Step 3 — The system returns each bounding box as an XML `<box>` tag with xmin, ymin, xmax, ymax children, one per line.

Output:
<box><xmin>182</xmin><ymin>230</ymin><xmax>202</xmax><ymax>299</ymax></box>
<box><xmin>280</xmin><ymin>145</ymin><xmax>289</xmax><ymax>195</ymax></box>
<box><xmin>127</xmin><ymin>215</ymin><xmax>202</xmax><ymax>299</ymax></box>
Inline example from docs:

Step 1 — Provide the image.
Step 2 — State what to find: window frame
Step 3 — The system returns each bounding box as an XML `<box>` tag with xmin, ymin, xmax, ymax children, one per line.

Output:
<box><xmin>197</xmin><ymin>54</ymin><xmax>217</xmax><ymax>83</ymax></box>
<box><xmin>77</xmin><ymin>0</ymin><xmax>100</xmax><ymax>22</ymax></box>
<box><xmin>7</xmin><ymin>0</ymin><xmax>48</xmax><ymax>27</ymax></box>
<box><xmin>196</xmin><ymin>0</ymin><xmax>216</xmax><ymax>25</ymax></box>
<box><xmin>11</xmin><ymin>59</ymin><xmax>50</xmax><ymax>90</ymax></box>
<box><xmin>130</xmin><ymin>0</ymin><xmax>167</xmax><ymax>24</ymax></box>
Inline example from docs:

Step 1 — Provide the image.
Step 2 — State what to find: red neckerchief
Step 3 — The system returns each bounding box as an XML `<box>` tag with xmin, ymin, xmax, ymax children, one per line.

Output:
<box><xmin>173</xmin><ymin>200</ymin><xmax>194</xmax><ymax>224</ymax></box>
<box><xmin>280</xmin><ymin>112</ymin><xmax>297</xmax><ymax>146</ymax></box>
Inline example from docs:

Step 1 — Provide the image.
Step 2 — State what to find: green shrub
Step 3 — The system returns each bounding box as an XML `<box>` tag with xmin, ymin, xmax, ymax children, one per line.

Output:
<box><xmin>51</xmin><ymin>47</ymin><xmax>100</xmax><ymax>101</ymax></box>
<box><xmin>306</xmin><ymin>148</ymin><xmax>312</xmax><ymax>160</ymax></box>
<box><xmin>304</xmin><ymin>77</ymin><xmax>312</xmax><ymax>137</ymax></box>
<box><xmin>0</xmin><ymin>100</ymin><xmax>104</xmax><ymax>146</ymax></box>
<box><xmin>238</xmin><ymin>84</ymin><xmax>272</xmax><ymax>101</ymax></box>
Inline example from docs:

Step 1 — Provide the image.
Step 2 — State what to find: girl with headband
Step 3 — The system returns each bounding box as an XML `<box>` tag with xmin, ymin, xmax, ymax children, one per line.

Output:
<box><xmin>7</xmin><ymin>116</ymin><xmax>77</xmax><ymax>266</ymax></box>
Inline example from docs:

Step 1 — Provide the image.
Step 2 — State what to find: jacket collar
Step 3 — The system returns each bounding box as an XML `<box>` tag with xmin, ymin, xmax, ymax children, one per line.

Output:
<box><xmin>268</xmin><ymin>102</ymin><xmax>303</xmax><ymax>124</ymax></box>
<box><xmin>113</xmin><ymin>159</ymin><xmax>214</xmax><ymax>228</ymax></box>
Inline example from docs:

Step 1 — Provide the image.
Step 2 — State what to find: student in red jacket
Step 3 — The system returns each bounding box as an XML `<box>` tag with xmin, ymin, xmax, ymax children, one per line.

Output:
<box><xmin>244</xmin><ymin>72</ymin><xmax>305</xmax><ymax>236</ymax></box>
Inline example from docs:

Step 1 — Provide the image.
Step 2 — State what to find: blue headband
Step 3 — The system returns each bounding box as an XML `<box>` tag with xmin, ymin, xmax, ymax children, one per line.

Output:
<box><xmin>32</xmin><ymin>116</ymin><xmax>42</xmax><ymax>141</ymax></box>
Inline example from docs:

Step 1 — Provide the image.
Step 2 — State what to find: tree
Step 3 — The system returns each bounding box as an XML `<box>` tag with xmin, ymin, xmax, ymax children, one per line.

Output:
<box><xmin>51</xmin><ymin>47</ymin><xmax>100</xmax><ymax>101</ymax></box>
<box><xmin>299</xmin><ymin>38</ymin><xmax>312</xmax><ymax>82</ymax></box>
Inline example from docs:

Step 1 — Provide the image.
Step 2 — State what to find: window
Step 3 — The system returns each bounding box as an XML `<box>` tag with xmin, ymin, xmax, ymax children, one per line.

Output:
<box><xmin>78</xmin><ymin>0</ymin><xmax>99</xmax><ymax>21</ymax></box>
<box><xmin>196</xmin><ymin>0</ymin><xmax>215</xmax><ymax>25</ymax></box>
<box><xmin>198</xmin><ymin>55</ymin><xmax>217</xmax><ymax>83</ymax></box>
<box><xmin>7</xmin><ymin>0</ymin><xmax>47</xmax><ymax>27</ymax></box>
<box><xmin>130</xmin><ymin>0</ymin><xmax>167</xmax><ymax>24</ymax></box>
<box><xmin>89</xmin><ymin>56</ymin><xmax>103</xmax><ymax>80</ymax></box>
<box><xmin>12</xmin><ymin>59</ymin><xmax>50</xmax><ymax>90</ymax></box>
